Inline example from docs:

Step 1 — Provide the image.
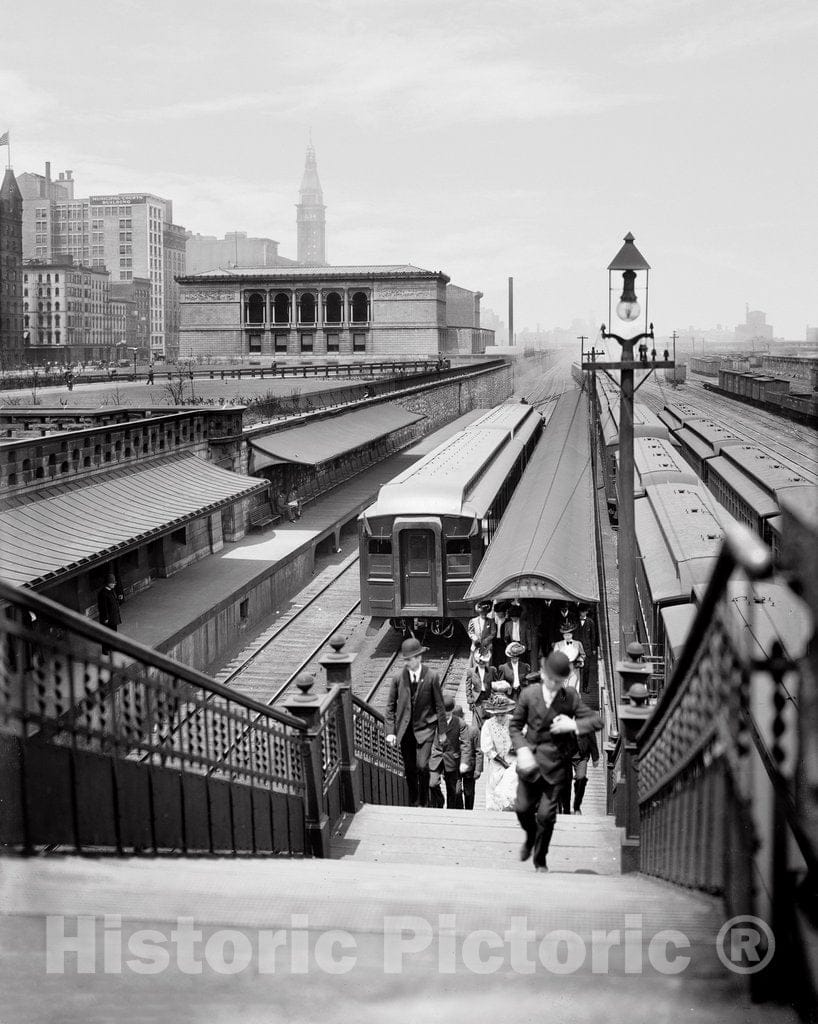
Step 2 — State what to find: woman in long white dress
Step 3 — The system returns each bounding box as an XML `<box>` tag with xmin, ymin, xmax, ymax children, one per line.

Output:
<box><xmin>551</xmin><ymin>624</ymin><xmax>585</xmax><ymax>691</ymax></box>
<box><xmin>479</xmin><ymin>694</ymin><xmax>519</xmax><ymax>811</ymax></box>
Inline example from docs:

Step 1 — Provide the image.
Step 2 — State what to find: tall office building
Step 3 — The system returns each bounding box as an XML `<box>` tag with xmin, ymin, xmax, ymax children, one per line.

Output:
<box><xmin>296</xmin><ymin>142</ymin><xmax>327</xmax><ymax>266</ymax></box>
<box><xmin>18</xmin><ymin>164</ymin><xmax>186</xmax><ymax>357</ymax></box>
<box><xmin>0</xmin><ymin>168</ymin><xmax>24</xmax><ymax>366</ymax></box>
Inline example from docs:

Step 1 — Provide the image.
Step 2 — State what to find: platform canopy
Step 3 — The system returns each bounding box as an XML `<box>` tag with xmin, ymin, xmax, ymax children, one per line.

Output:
<box><xmin>465</xmin><ymin>389</ymin><xmax>599</xmax><ymax>605</ymax></box>
<box><xmin>248</xmin><ymin>405</ymin><xmax>424</xmax><ymax>469</ymax></box>
<box><xmin>0</xmin><ymin>454</ymin><xmax>267</xmax><ymax>588</ymax></box>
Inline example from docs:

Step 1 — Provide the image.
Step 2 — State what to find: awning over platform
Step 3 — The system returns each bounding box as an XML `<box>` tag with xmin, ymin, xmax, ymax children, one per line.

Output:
<box><xmin>465</xmin><ymin>390</ymin><xmax>599</xmax><ymax>605</ymax></box>
<box><xmin>248</xmin><ymin>405</ymin><xmax>425</xmax><ymax>470</ymax></box>
<box><xmin>0</xmin><ymin>454</ymin><xmax>267</xmax><ymax>587</ymax></box>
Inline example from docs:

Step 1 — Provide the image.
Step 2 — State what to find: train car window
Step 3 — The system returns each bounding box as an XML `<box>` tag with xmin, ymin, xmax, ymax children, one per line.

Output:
<box><xmin>445</xmin><ymin>538</ymin><xmax>470</xmax><ymax>555</ymax></box>
<box><xmin>368</xmin><ymin>538</ymin><xmax>392</xmax><ymax>555</ymax></box>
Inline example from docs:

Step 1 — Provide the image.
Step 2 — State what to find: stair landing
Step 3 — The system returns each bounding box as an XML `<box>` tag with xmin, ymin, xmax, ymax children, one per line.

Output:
<box><xmin>0</xmin><ymin>854</ymin><xmax>799</xmax><ymax>1024</ymax></box>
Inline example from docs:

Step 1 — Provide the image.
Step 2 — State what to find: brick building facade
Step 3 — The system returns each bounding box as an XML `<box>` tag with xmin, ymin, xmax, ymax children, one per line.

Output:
<box><xmin>23</xmin><ymin>256</ymin><xmax>112</xmax><ymax>364</ymax></box>
<box><xmin>177</xmin><ymin>265</ymin><xmax>478</xmax><ymax>360</ymax></box>
<box><xmin>0</xmin><ymin>168</ymin><xmax>24</xmax><ymax>367</ymax></box>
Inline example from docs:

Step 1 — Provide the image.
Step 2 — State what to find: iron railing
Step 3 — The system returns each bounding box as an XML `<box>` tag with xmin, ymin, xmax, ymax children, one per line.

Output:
<box><xmin>636</xmin><ymin>518</ymin><xmax>817</xmax><ymax>1010</ymax></box>
<box><xmin>0</xmin><ymin>581</ymin><xmax>408</xmax><ymax>858</ymax></box>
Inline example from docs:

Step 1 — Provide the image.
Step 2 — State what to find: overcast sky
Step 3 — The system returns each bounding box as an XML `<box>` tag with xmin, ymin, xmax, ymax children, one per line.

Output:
<box><xmin>2</xmin><ymin>0</ymin><xmax>816</xmax><ymax>338</ymax></box>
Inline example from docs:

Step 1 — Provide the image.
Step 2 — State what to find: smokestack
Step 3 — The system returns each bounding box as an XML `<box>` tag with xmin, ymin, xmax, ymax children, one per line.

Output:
<box><xmin>508</xmin><ymin>277</ymin><xmax>514</xmax><ymax>347</ymax></box>
<box><xmin>45</xmin><ymin>161</ymin><xmax>51</xmax><ymax>182</ymax></box>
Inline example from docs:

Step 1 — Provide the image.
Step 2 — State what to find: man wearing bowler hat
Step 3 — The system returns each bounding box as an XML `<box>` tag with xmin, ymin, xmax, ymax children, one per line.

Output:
<box><xmin>510</xmin><ymin>650</ymin><xmax>602</xmax><ymax>871</ymax></box>
<box><xmin>385</xmin><ymin>637</ymin><xmax>448</xmax><ymax>807</ymax></box>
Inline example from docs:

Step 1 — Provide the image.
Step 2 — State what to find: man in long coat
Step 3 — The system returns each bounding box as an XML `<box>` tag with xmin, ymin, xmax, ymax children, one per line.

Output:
<box><xmin>386</xmin><ymin>637</ymin><xmax>448</xmax><ymax>807</ymax></box>
<box><xmin>510</xmin><ymin>650</ymin><xmax>602</xmax><ymax>871</ymax></box>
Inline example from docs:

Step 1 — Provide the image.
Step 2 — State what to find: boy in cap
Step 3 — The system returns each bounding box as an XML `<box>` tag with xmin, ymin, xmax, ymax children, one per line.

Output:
<box><xmin>510</xmin><ymin>650</ymin><xmax>602</xmax><ymax>871</ymax></box>
<box><xmin>385</xmin><ymin>637</ymin><xmax>448</xmax><ymax>807</ymax></box>
<box><xmin>453</xmin><ymin>704</ymin><xmax>483</xmax><ymax>810</ymax></box>
<box><xmin>429</xmin><ymin>696</ymin><xmax>470</xmax><ymax>809</ymax></box>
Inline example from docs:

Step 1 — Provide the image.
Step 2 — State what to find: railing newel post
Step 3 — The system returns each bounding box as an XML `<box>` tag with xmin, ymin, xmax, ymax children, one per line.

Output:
<box><xmin>283</xmin><ymin>674</ymin><xmax>330</xmax><ymax>857</ymax></box>
<box><xmin>320</xmin><ymin>635</ymin><xmax>362</xmax><ymax>812</ymax></box>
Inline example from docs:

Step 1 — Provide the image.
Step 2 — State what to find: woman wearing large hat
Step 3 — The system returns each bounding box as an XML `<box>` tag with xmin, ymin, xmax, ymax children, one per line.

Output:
<box><xmin>479</xmin><ymin>694</ymin><xmax>518</xmax><ymax>811</ymax></box>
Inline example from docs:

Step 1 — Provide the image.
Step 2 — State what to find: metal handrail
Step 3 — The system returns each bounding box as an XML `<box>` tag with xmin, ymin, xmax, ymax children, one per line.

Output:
<box><xmin>0</xmin><ymin>579</ymin><xmax>305</xmax><ymax>730</ymax></box>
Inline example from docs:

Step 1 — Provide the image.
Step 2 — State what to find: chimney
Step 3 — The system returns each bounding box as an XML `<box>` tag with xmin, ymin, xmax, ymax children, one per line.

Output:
<box><xmin>45</xmin><ymin>161</ymin><xmax>51</xmax><ymax>182</ymax></box>
<box><xmin>66</xmin><ymin>170</ymin><xmax>73</xmax><ymax>179</ymax></box>
<box><xmin>59</xmin><ymin>172</ymin><xmax>64</xmax><ymax>181</ymax></box>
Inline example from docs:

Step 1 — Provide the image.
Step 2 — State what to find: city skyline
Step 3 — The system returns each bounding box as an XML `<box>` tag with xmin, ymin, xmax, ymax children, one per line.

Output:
<box><xmin>2</xmin><ymin>0</ymin><xmax>816</xmax><ymax>338</ymax></box>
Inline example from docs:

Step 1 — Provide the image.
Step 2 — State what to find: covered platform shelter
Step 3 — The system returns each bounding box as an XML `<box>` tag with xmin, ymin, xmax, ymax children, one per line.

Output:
<box><xmin>247</xmin><ymin>403</ymin><xmax>425</xmax><ymax>503</ymax></box>
<box><xmin>0</xmin><ymin>453</ymin><xmax>268</xmax><ymax>615</ymax></box>
<box><xmin>465</xmin><ymin>389</ymin><xmax>599</xmax><ymax>668</ymax></box>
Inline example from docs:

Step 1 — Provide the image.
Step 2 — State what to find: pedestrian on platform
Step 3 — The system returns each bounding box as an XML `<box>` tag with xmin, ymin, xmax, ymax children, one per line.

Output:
<box><xmin>510</xmin><ymin>651</ymin><xmax>602</xmax><ymax>872</ymax></box>
<box><xmin>576</xmin><ymin>606</ymin><xmax>597</xmax><ymax>695</ymax></box>
<box><xmin>560</xmin><ymin>729</ymin><xmax>601</xmax><ymax>816</ymax></box>
<box><xmin>480</xmin><ymin>694</ymin><xmax>518</xmax><ymax>811</ymax></box>
<box><xmin>491</xmin><ymin>600</ymin><xmax>509</xmax><ymax>667</ymax></box>
<box><xmin>453</xmin><ymin>704</ymin><xmax>482</xmax><ymax>810</ymax></box>
<box><xmin>97</xmin><ymin>571</ymin><xmax>122</xmax><ymax>655</ymax></box>
<box><xmin>287</xmin><ymin>486</ymin><xmax>302</xmax><ymax>522</ymax></box>
<box><xmin>551</xmin><ymin>624</ymin><xmax>585</xmax><ymax>691</ymax></box>
<box><xmin>274</xmin><ymin>487</ymin><xmax>289</xmax><ymax>520</ymax></box>
<box><xmin>467</xmin><ymin>600</ymin><xmax>496</xmax><ymax>665</ymax></box>
<box><xmin>466</xmin><ymin>649</ymin><xmax>498</xmax><ymax>730</ymax></box>
<box><xmin>429</xmin><ymin>695</ymin><xmax>469</xmax><ymax>809</ymax></box>
<box><xmin>385</xmin><ymin>637</ymin><xmax>448</xmax><ymax>808</ymax></box>
<box><xmin>497</xmin><ymin>641</ymin><xmax>530</xmax><ymax>699</ymax></box>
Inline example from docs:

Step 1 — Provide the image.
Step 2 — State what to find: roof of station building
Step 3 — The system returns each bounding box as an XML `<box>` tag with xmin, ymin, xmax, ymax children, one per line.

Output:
<box><xmin>0</xmin><ymin>454</ymin><xmax>267</xmax><ymax>588</ymax></box>
<box><xmin>178</xmin><ymin>265</ymin><xmax>450</xmax><ymax>283</ymax></box>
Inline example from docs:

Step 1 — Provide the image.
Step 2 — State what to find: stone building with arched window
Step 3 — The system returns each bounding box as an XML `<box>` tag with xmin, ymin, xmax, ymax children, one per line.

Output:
<box><xmin>177</xmin><ymin>264</ymin><xmax>493</xmax><ymax>361</ymax></box>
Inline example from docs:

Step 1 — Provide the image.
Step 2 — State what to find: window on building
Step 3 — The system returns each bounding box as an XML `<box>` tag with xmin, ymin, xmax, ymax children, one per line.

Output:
<box><xmin>298</xmin><ymin>293</ymin><xmax>316</xmax><ymax>325</ymax></box>
<box><xmin>351</xmin><ymin>291</ymin><xmax>369</xmax><ymax>323</ymax></box>
<box><xmin>326</xmin><ymin>332</ymin><xmax>340</xmax><ymax>353</ymax></box>
<box><xmin>245</xmin><ymin>292</ymin><xmax>266</xmax><ymax>325</ymax></box>
<box><xmin>353</xmin><ymin>332</ymin><xmax>367</xmax><ymax>353</ymax></box>
<box><xmin>300</xmin><ymin>333</ymin><xmax>314</xmax><ymax>353</ymax></box>
<box><xmin>324</xmin><ymin>291</ymin><xmax>343</xmax><ymax>324</ymax></box>
<box><xmin>274</xmin><ymin>334</ymin><xmax>288</xmax><ymax>353</ymax></box>
<box><xmin>248</xmin><ymin>333</ymin><xmax>262</xmax><ymax>353</ymax></box>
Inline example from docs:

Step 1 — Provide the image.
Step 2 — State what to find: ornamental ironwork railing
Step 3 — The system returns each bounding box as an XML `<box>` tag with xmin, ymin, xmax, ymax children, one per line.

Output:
<box><xmin>636</xmin><ymin>517</ymin><xmax>817</xmax><ymax>1011</ymax></box>
<box><xmin>0</xmin><ymin>581</ymin><xmax>409</xmax><ymax>860</ymax></box>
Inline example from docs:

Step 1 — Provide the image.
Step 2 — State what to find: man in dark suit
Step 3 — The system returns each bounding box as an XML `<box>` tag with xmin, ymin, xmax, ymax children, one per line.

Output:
<box><xmin>510</xmin><ymin>650</ymin><xmax>602</xmax><ymax>871</ymax></box>
<box><xmin>429</xmin><ymin>695</ymin><xmax>470</xmax><ymax>809</ymax></box>
<box><xmin>97</xmin><ymin>571</ymin><xmax>122</xmax><ymax>656</ymax></box>
<box><xmin>386</xmin><ymin>637</ymin><xmax>448</xmax><ymax>807</ymax></box>
<box><xmin>466</xmin><ymin>650</ymin><xmax>498</xmax><ymax>730</ymax></box>
<box><xmin>576</xmin><ymin>606</ymin><xmax>598</xmax><ymax>694</ymax></box>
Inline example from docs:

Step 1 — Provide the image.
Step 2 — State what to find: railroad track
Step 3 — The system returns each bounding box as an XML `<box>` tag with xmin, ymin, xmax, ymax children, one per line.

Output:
<box><xmin>641</xmin><ymin>375</ymin><xmax>818</xmax><ymax>477</ymax></box>
<box><xmin>363</xmin><ymin>638</ymin><xmax>470</xmax><ymax>715</ymax></box>
<box><xmin>217</xmin><ymin>552</ymin><xmax>363</xmax><ymax>707</ymax></box>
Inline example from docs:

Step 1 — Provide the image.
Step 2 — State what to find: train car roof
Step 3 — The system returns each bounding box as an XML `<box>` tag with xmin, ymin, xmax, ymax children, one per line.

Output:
<box><xmin>635</xmin><ymin>483</ymin><xmax>733</xmax><ymax>604</ymax></box>
<box><xmin>596</xmin><ymin>383</ymin><xmax>669</xmax><ymax>441</ymax></box>
<box><xmin>706</xmin><ymin>456</ymin><xmax>780</xmax><ymax>518</ymax></box>
<box><xmin>682</xmin><ymin>418</ymin><xmax>742</xmax><ymax>451</ymax></box>
<box><xmin>464</xmin><ymin>389</ymin><xmax>599</xmax><ymax>605</ymax></box>
<box><xmin>616</xmin><ymin>437</ymin><xmax>699</xmax><ymax>493</ymax></box>
<box><xmin>364</xmin><ymin>403</ymin><xmax>541</xmax><ymax>519</ymax></box>
<box><xmin>672</xmin><ymin>426</ymin><xmax>714</xmax><ymax>462</ymax></box>
<box><xmin>660</xmin><ymin>604</ymin><xmax>697</xmax><ymax>660</ymax></box>
<box><xmin>719</xmin><ymin>444</ymin><xmax>818</xmax><ymax>494</ymax></box>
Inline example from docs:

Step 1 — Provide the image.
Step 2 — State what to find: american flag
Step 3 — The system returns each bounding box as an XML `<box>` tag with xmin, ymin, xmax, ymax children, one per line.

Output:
<box><xmin>0</xmin><ymin>132</ymin><xmax>8</xmax><ymax>147</ymax></box>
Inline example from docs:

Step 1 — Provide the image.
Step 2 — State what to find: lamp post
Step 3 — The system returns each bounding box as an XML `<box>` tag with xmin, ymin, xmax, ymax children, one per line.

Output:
<box><xmin>582</xmin><ymin>233</ymin><xmax>674</xmax><ymax>671</ymax></box>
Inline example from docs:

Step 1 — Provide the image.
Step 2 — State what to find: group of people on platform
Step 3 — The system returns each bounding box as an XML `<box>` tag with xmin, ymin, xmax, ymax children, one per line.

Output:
<box><xmin>274</xmin><ymin>486</ymin><xmax>303</xmax><ymax>523</ymax></box>
<box><xmin>385</xmin><ymin>596</ymin><xmax>603</xmax><ymax>871</ymax></box>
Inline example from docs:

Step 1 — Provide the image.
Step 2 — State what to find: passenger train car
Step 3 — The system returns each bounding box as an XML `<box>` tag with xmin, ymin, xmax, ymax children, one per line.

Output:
<box><xmin>358</xmin><ymin>402</ymin><xmax>543</xmax><ymax>637</ymax></box>
<box><xmin>661</xmin><ymin>403</ymin><xmax>818</xmax><ymax>562</ymax></box>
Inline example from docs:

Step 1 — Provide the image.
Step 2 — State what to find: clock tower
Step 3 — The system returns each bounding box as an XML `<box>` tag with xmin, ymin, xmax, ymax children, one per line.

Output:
<box><xmin>296</xmin><ymin>140</ymin><xmax>327</xmax><ymax>266</ymax></box>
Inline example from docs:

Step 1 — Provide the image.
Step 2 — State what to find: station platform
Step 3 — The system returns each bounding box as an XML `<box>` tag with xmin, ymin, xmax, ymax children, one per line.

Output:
<box><xmin>116</xmin><ymin>409</ymin><xmax>486</xmax><ymax>665</ymax></box>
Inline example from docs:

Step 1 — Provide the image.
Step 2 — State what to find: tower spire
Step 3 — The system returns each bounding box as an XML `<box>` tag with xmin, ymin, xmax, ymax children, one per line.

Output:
<box><xmin>296</xmin><ymin>137</ymin><xmax>326</xmax><ymax>266</ymax></box>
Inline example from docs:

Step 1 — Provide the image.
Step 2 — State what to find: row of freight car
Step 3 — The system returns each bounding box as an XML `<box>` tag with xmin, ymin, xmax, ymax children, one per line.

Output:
<box><xmin>702</xmin><ymin>368</ymin><xmax>818</xmax><ymax>426</ymax></box>
<box><xmin>575</xmin><ymin>363</ymin><xmax>815</xmax><ymax>696</ymax></box>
